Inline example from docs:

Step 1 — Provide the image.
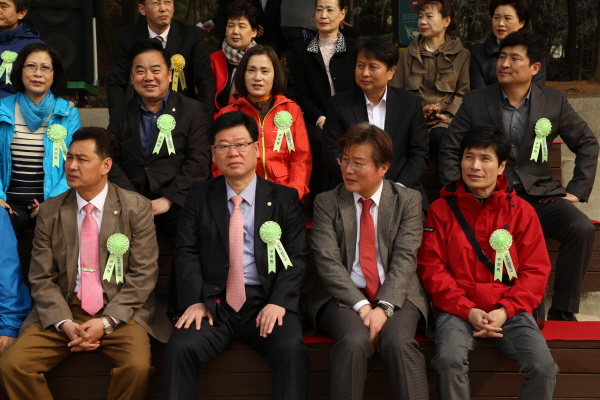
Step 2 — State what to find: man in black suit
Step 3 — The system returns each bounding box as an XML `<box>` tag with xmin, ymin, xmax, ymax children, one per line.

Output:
<box><xmin>106</xmin><ymin>0</ymin><xmax>214</xmax><ymax>116</ymax></box>
<box><xmin>163</xmin><ymin>111</ymin><xmax>308</xmax><ymax>400</ymax></box>
<box><xmin>323</xmin><ymin>37</ymin><xmax>430</xmax><ymax>208</ymax></box>
<box><xmin>439</xmin><ymin>31</ymin><xmax>599</xmax><ymax>321</ymax></box>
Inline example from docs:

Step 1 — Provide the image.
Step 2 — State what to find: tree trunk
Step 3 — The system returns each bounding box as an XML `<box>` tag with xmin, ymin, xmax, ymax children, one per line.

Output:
<box><xmin>566</xmin><ymin>0</ymin><xmax>578</xmax><ymax>80</ymax></box>
<box><xmin>193</xmin><ymin>0</ymin><xmax>202</xmax><ymax>25</ymax></box>
<box><xmin>95</xmin><ymin>0</ymin><xmax>115</xmax><ymax>61</ymax></box>
<box><xmin>348</xmin><ymin>0</ymin><xmax>354</xmax><ymax>25</ymax></box>
<box><xmin>122</xmin><ymin>0</ymin><xmax>141</xmax><ymax>27</ymax></box>
<box><xmin>593</xmin><ymin>0</ymin><xmax>600</xmax><ymax>81</ymax></box>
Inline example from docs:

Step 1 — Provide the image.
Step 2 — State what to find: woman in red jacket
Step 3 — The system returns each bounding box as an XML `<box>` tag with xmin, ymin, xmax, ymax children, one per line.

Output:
<box><xmin>215</xmin><ymin>45</ymin><xmax>312</xmax><ymax>201</ymax></box>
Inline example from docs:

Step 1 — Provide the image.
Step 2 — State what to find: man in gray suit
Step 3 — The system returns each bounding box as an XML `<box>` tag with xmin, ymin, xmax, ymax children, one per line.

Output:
<box><xmin>306</xmin><ymin>123</ymin><xmax>432</xmax><ymax>400</ymax></box>
<box><xmin>439</xmin><ymin>31</ymin><xmax>599</xmax><ymax>321</ymax></box>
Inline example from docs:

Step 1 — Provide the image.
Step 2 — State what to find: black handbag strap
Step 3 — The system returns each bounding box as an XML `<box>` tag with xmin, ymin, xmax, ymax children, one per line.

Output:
<box><xmin>445</xmin><ymin>197</ymin><xmax>514</xmax><ymax>286</ymax></box>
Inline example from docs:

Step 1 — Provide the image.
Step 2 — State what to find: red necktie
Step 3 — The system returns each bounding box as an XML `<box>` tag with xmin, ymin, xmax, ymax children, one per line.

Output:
<box><xmin>227</xmin><ymin>195</ymin><xmax>246</xmax><ymax>312</ymax></box>
<box><xmin>358</xmin><ymin>198</ymin><xmax>381</xmax><ymax>303</ymax></box>
<box><xmin>78</xmin><ymin>203</ymin><xmax>103</xmax><ymax>316</ymax></box>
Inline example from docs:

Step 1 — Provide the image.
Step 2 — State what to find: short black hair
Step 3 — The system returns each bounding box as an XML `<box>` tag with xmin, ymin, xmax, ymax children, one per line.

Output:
<box><xmin>416</xmin><ymin>0</ymin><xmax>457</xmax><ymax>32</ymax></box>
<box><xmin>315</xmin><ymin>0</ymin><xmax>346</xmax><ymax>10</ymax></box>
<box><xmin>337</xmin><ymin>122</ymin><xmax>393</xmax><ymax>167</ymax></box>
<box><xmin>71</xmin><ymin>127</ymin><xmax>118</xmax><ymax>160</ymax></box>
<box><xmin>459</xmin><ymin>126</ymin><xmax>510</xmax><ymax>165</ymax></box>
<box><xmin>489</xmin><ymin>0</ymin><xmax>531</xmax><ymax>30</ymax></box>
<box><xmin>499</xmin><ymin>30</ymin><xmax>545</xmax><ymax>66</ymax></box>
<box><xmin>226</xmin><ymin>0</ymin><xmax>260</xmax><ymax>30</ymax></box>
<box><xmin>234</xmin><ymin>45</ymin><xmax>287</xmax><ymax>97</ymax></box>
<box><xmin>11</xmin><ymin>0</ymin><xmax>30</xmax><ymax>13</ymax></box>
<box><xmin>128</xmin><ymin>38</ymin><xmax>171</xmax><ymax>71</ymax></box>
<box><xmin>10</xmin><ymin>42</ymin><xmax>67</xmax><ymax>95</ymax></box>
<box><xmin>353</xmin><ymin>37</ymin><xmax>399</xmax><ymax>70</ymax></box>
<box><xmin>211</xmin><ymin>111</ymin><xmax>259</xmax><ymax>144</ymax></box>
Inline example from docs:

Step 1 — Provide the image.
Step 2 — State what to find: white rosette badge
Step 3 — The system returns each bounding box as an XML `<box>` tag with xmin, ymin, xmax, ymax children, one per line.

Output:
<box><xmin>259</xmin><ymin>221</ymin><xmax>293</xmax><ymax>273</ymax></box>
<box><xmin>273</xmin><ymin>111</ymin><xmax>295</xmax><ymax>152</ymax></box>
<box><xmin>171</xmin><ymin>54</ymin><xmax>187</xmax><ymax>92</ymax></box>
<box><xmin>47</xmin><ymin>124</ymin><xmax>68</xmax><ymax>167</ymax></box>
<box><xmin>103</xmin><ymin>234</ymin><xmax>130</xmax><ymax>284</ymax></box>
<box><xmin>153</xmin><ymin>114</ymin><xmax>176</xmax><ymax>155</ymax></box>
<box><xmin>530</xmin><ymin>118</ymin><xmax>552</xmax><ymax>162</ymax></box>
<box><xmin>0</xmin><ymin>51</ymin><xmax>17</xmax><ymax>85</ymax></box>
<box><xmin>489</xmin><ymin>229</ymin><xmax>518</xmax><ymax>282</ymax></box>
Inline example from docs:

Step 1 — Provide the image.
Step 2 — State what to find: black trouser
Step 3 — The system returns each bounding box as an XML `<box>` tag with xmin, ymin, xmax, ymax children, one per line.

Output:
<box><xmin>518</xmin><ymin>189</ymin><xmax>595</xmax><ymax>313</ymax></box>
<box><xmin>163</xmin><ymin>286</ymin><xmax>308</xmax><ymax>400</ymax></box>
<box><xmin>6</xmin><ymin>201</ymin><xmax>36</xmax><ymax>236</ymax></box>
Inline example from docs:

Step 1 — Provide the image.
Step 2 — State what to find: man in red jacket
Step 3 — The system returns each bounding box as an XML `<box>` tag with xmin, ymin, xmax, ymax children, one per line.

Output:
<box><xmin>418</xmin><ymin>126</ymin><xmax>558</xmax><ymax>400</ymax></box>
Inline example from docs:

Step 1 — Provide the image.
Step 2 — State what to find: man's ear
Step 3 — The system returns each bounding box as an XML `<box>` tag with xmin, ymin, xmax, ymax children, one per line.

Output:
<box><xmin>530</xmin><ymin>61</ymin><xmax>542</xmax><ymax>77</ymax></box>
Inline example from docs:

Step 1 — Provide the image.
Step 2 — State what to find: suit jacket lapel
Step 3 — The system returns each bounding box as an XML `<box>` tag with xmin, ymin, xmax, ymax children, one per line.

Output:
<box><xmin>209</xmin><ymin>178</ymin><xmax>230</xmax><ymax>253</ymax></box>
<box><xmin>59</xmin><ymin>190</ymin><xmax>79</xmax><ymax>294</ymax></box>
<box><xmin>99</xmin><ymin>184</ymin><xmax>121</xmax><ymax>274</ymax></box>
<box><xmin>339</xmin><ymin>187</ymin><xmax>357</xmax><ymax>271</ymax></box>
<box><xmin>485</xmin><ymin>84</ymin><xmax>504</xmax><ymax>136</ymax></box>
<box><xmin>377</xmin><ymin>182</ymin><xmax>396</xmax><ymax>272</ymax></box>
<box><xmin>165</xmin><ymin>22</ymin><xmax>181</xmax><ymax>55</ymax></box>
<box><xmin>517</xmin><ymin>84</ymin><xmax>546</xmax><ymax>165</ymax></box>
<box><xmin>254</xmin><ymin>178</ymin><xmax>274</xmax><ymax>272</ymax></box>
<box><xmin>351</xmin><ymin>87</ymin><xmax>369</xmax><ymax>124</ymax></box>
<box><xmin>127</xmin><ymin>97</ymin><xmax>146</xmax><ymax>158</ymax></box>
<box><xmin>384</xmin><ymin>86</ymin><xmax>399</xmax><ymax>134</ymax></box>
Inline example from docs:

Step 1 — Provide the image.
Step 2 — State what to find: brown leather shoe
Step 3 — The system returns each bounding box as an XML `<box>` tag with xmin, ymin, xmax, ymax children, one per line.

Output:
<box><xmin>547</xmin><ymin>307</ymin><xmax>578</xmax><ymax>321</ymax></box>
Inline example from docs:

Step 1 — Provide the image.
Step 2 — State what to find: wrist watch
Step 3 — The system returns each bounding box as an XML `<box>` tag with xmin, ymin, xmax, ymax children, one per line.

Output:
<box><xmin>376</xmin><ymin>303</ymin><xmax>394</xmax><ymax>318</ymax></box>
<box><xmin>101</xmin><ymin>316</ymin><xmax>114</xmax><ymax>335</ymax></box>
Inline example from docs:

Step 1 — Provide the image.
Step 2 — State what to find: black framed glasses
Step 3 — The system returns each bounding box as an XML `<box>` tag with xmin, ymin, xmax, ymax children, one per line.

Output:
<box><xmin>23</xmin><ymin>63</ymin><xmax>53</xmax><ymax>74</ymax></box>
<box><xmin>213</xmin><ymin>141</ymin><xmax>255</xmax><ymax>154</ymax></box>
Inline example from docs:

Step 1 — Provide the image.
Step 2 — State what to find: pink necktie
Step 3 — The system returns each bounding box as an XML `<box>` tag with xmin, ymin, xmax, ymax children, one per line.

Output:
<box><xmin>78</xmin><ymin>203</ymin><xmax>103</xmax><ymax>316</ymax></box>
<box><xmin>358</xmin><ymin>198</ymin><xmax>381</xmax><ymax>304</ymax></box>
<box><xmin>227</xmin><ymin>195</ymin><xmax>246</xmax><ymax>312</ymax></box>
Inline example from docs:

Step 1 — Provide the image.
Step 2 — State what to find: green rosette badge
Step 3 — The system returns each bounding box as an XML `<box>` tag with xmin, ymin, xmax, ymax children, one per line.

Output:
<box><xmin>0</xmin><ymin>51</ymin><xmax>17</xmax><ymax>85</ymax></box>
<box><xmin>259</xmin><ymin>221</ymin><xmax>293</xmax><ymax>273</ymax></box>
<box><xmin>273</xmin><ymin>111</ymin><xmax>295</xmax><ymax>152</ymax></box>
<box><xmin>489</xmin><ymin>229</ymin><xmax>518</xmax><ymax>282</ymax></box>
<box><xmin>530</xmin><ymin>118</ymin><xmax>552</xmax><ymax>162</ymax></box>
<box><xmin>47</xmin><ymin>124</ymin><xmax>68</xmax><ymax>167</ymax></box>
<box><xmin>103</xmin><ymin>234</ymin><xmax>130</xmax><ymax>284</ymax></box>
<box><xmin>153</xmin><ymin>114</ymin><xmax>176</xmax><ymax>155</ymax></box>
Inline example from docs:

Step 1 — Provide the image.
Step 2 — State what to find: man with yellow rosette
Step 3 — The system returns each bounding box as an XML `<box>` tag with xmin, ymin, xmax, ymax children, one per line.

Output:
<box><xmin>0</xmin><ymin>127</ymin><xmax>173</xmax><ymax>400</ymax></box>
<box><xmin>419</xmin><ymin>126</ymin><xmax>559</xmax><ymax>400</ymax></box>
<box><xmin>439</xmin><ymin>30</ymin><xmax>599</xmax><ymax>321</ymax></box>
<box><xmin>163</xmin><ymin>111</ymin><xmax>308</xmax><ymax>400</ymax></box>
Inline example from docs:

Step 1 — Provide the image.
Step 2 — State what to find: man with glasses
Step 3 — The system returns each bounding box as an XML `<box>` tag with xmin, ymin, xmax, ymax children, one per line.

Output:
<box><xmin>305</xmin><ymin>123</ymin><xmax>432</xmax><ymax>400</ymax></box>
<box><xmin>106</xmin><ymin>0</ymin><xmax>214</xmax><ymax>117</ymax></box>
<box><xmin>163</xmin><ymin>111</ymin><xmax>308</xmax><ymax>400</ymax></box>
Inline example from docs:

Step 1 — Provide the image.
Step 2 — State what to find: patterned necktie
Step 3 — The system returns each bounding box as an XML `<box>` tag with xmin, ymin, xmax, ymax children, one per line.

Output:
<box><xmin>227</xmin><ymin>195</ymin><xmax>246</xmax><ymax>312</ymax></box>
<box><xmin>78</xmin><ymin>203</ymin><xmax>103</xmax><ymax>316</ymax></box>
<box><xmin>358</xmin><ymin>198</ymin><xmax>381</xmax><ymax>303</ymax></box>
<box><xmin>156</xmin><ymin>35</ymin><xmax>166</xmax><ymax>48</ymax></box>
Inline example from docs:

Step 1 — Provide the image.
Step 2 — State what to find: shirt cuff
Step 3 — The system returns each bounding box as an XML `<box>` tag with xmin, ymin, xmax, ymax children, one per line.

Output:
<box><xmin>209</xmin><ymin>20</ymin><xmax>215</xmax><ymax>28</ymax></box>
<box><xmin>379</xmin><ymin>300</ymin><xmax>394</xmax><ymax>309</ymax></box>
<box><xmin>108</xmin><ymin>316</ymin><xmax>121</xmax><ymax>327</ymax></box>
<box><xmin>352</xmin><ymin>299</ymin><xmax>370</xmax><ymax>312</ymax></box>
<box><xmin>55</xmin><ymin>319</ymin><xmax>72</xmax><ymax>332</ymax></box>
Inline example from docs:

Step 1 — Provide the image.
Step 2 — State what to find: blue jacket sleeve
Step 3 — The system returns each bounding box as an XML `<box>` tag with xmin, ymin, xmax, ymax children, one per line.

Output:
<box><xmin>0</xmin><ymin>210</ymin><xmax>32</xmax><ymax>337</ymax></box>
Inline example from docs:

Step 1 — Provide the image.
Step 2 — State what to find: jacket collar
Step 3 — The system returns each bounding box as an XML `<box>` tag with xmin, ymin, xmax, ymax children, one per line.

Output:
<box><xmin>306</xmin><ymin>31</ymin><xmax>347</xmax><ymax>54</ymax></box>
<box><xmin>441</xmin><ymin>174</ymin><xmax>514</xmax><ymax>211</ymax></box>
<box><xmin>0</xmin><ymin>93</ymin><xmax>71</xmax><ymax>124</ymax></box>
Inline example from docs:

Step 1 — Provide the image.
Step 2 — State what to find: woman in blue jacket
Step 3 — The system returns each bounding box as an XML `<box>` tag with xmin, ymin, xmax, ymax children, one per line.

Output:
<box><xmin>0</xmin><ymin>42</ymin><xmax>81</xmax><ymax>235</ymax></box>
<box><xmin>0</xmin><ymin>208</ymin><xmax>31</xmax><ymax>354</ymax></box>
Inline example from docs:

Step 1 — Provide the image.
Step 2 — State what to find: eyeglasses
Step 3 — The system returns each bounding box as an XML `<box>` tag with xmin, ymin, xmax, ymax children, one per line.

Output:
<box><xmin>147</xmin><ymin>0</ymin><xmax>174</xmax><ymax>7</ymax></box>
<box><xmin>23</xmin><ymin>63</ymin><xmax>53</xmax><ymax>74</ymax></box>
<box><xmin>213</xmin><ymin>141</ymin><xmax>255</xmax><ymax>154</ymax></box>
<box><xmin>337</xmin><ymin>157</ymin><xmax>376</xmax><ymax>171</ymax></box>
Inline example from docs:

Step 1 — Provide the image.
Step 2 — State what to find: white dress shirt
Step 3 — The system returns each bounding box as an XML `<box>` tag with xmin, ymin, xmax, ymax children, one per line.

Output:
<box><xmin>350</xmin><ymin>181</ymin><xmax>393</xmax><ymax>311</ymax></box>
<box><xmin>364</xmin><ymin>86</ymin><xmax>388</xmax><ymax>130</ymax></box>
<box><xmin>148</xmin><ymin>25</ymin><xmax>171</xmax><ymax>47</ymax></box>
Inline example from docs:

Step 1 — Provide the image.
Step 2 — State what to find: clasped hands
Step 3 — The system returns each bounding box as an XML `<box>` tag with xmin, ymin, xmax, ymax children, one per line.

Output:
<box><xmin>467</xmin><ymin>307</ymin><xmax>508</xmax><ymax>338</ymax></box>
<box><xmin>357</xmin><ymin>304</ymin><xmax>389</xmax><ymax>353</ymax></box>
<box><xmin>423</xmin><ymin>104</ymin><xmax>447</xmax><ymax>126</ymax></box>
<box><xmin>60</xmin><ymin>318</ymin><xmax>112</xmax><ymax>352</ymax></box>
<box><xmin>175</xmin><ymin>302</ymin><xmax>286</xmax><ymax>338</ymax></box>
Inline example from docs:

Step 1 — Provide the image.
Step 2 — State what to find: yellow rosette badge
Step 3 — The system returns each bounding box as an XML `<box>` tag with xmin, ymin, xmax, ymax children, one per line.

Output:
<box><xmin>0</xmin><ymin>50</ymin><xmax>17</xmax><ymax>85</ymax></box>
<box><xmin>273</xmin><ymin>111</ymin><xmax>295</xmax><ymax>152</ymax></box>
<box><xmin>259</xmin><ymin>221</ymin><xmax>293</xmax><ymax>273</ymax></box>
<box><xmin>153</xmin><ymin>114</ymin><xmax>176</xmax><ymax>155</ymax></box>
<box><xmin>489</xmin><ymin>229</ymin><xmax>517</xmax><ymax>282</ymax></box>
<box><xmin>103</xmin><ymin>234</ymin><xmax>130</xmax><ymax>284</ymax></box>
<box><xmin>530</xmin><ymin>118</ymin><xmax>552</xmax><ymax>162</ymax></box>
<box><xmin>171</xmin><ymin>54</ymin><xmax>187</xmax><ymax>92</ymax></box>
<box><xmin>47</xmin><ymin>124</ymin><xmax>68</xmax><ymax>167</ymax></box>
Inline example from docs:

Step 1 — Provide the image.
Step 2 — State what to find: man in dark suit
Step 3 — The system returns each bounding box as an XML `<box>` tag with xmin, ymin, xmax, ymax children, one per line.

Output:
<box><xmin>439</xmin><ymin>31</ymin><xmax>599</xmax><ymax>321</ymax></box>
<box><xmin>163</xmin><ymin>111</ymin><xmax>308</xmax><ymax>400</ymax></box>
<box><xmin>323</xmin><ymin>37</ymin><xmax>430</xmax><ymax>208</ymax></box>
<box><xmin>306</xmin><ymin>123</ymin><xmax>432</xmax><ymax>400</ymax></box>
<box><xmin>0</xmin><ymin>127</ymin><xmax>173</xmax><ymax>400</ymax></box>
<box><xmin>106</xmin><ymin>0</ymin><xmax>214</xmax><ymax>116</ymax></box>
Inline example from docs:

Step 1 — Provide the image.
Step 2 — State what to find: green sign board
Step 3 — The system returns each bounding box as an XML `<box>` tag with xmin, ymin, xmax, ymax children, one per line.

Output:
<box><xmin>399</xmin><ymin>0</ymin><xmax>420</xmax><ymax>47</ymax></box>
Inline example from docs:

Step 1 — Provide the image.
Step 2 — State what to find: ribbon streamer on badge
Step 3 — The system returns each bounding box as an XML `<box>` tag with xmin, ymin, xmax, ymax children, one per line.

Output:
<box><xmin>103</xmin><ymin>233</ymin><xmax>130</xmax><ymax>284</ymax></box>
<box><xmin>530</xmin><ymin>118</ymin><xmax>552</xmax><ymax>162</ymax></box>
<box><xmin>153</xmin><ymin>114</ymin><xmax>176</xmax><ymax>155</ymax></box>
<box><xmin>171</xmin><ymin>54</ymin><xmax>187</xmax><ymax>92</ymax></box>
<box><xmin>489</xmin><ymin>229</ymin><xmax>517</xmax><ymax>282</ymax></box>
<box><xmin>47</xmin><ymin>124</ymin><xmax>68</xmax><ymax>167</ymax></box>
<box><xmin>259</xmin><ymin>221</ymin><xmax>293</xmax><ymax>273</ymax></box>
<box><xmin>0</xmin><ymin>51</ymin><xmax>17</xmax><ymax>85</ymax></box>
<box><xmin>273</xmin><ymin>111</ymin><xmax>295</xmax><ymax>152</ymax></box>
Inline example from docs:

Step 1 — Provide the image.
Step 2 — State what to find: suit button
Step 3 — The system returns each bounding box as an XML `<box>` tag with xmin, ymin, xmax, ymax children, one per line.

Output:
<box><xmin>215</xmin><ymin>286</ymin><xmax>220</xmax><ymax>291</ymax></box>
<box><xmin>145</xmin><ymin>167</ymin><xmax>149</xmax><ymax>170</ymax></box>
